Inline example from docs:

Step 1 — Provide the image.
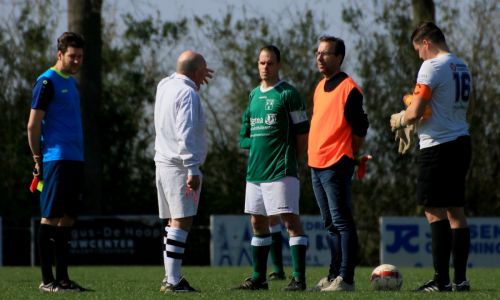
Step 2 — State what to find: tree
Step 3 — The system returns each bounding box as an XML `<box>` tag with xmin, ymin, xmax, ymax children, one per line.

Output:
<box><xmin>0</xmin><ymin>0</ymin><xmax>57</xmax><ymax>264</ymax></box>
<box><xmin>68</xmin><ymin>0</ymin><xmax>103</xmax><ymax>213</ymax></box>
<box><xmin>0</xmin><ymin>1</ymin><xmax>56</xmax><ymax>220</ymax></box>
<box><xmin>412</xmin><ymin>0</ymin><xmax>435</xmax><ymax>26</ymax></box>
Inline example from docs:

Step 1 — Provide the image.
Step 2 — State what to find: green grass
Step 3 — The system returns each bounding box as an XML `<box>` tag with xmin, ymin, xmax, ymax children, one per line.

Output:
<box><xmin>0</xmin><ymin>266</ymin><xmax>498</xmax><ymax>299</ymax></box>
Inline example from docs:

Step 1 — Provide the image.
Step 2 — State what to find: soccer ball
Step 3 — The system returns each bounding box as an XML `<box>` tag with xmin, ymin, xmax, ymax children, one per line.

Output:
<box><xmin>369</xmin><ymin>264</ymin><xmax>403</xmax><ymax>291</ymax></box>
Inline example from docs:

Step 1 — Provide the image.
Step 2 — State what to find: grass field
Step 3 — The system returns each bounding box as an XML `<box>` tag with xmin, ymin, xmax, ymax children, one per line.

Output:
<box><xmin>0</xmin><ymin>266</ymin><xmax>498</xmax><ymax>299</ymax></box>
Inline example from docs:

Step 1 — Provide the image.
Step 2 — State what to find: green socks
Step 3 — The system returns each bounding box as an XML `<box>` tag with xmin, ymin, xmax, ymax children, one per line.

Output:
<box><xmin>251</xmin><ymin>234</ymin><xmax>272</xmax><ymax>282</ymax></box>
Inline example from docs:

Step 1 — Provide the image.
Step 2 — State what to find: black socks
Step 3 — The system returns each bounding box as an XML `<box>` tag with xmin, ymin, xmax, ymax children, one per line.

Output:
<box><xmin>39</xmin><ymin>224</ymin><xmax>56</xmax><ymax>284</ymax></box>
<box><xmin>452</xmin><ymin>227</ymin><xmax>470</xmax><ymax>283</ymax></box>
<box><xmin>55</xmin><ymin>227</ymin><xmax>72</xmax><ymax>283</ymax></box>
<box><xmin>430</xmin><ymin>220</ymin><xmax>452</xmax><ymax>285</ymax></box>
<box><xmin>38</xmin><ymin>225</ymin><xmax>73</xmax><ymax>284</ymax></box>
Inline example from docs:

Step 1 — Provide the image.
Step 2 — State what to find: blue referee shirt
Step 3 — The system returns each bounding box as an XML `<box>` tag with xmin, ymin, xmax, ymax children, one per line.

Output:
<box><xmin>31</xmin><ymin>68</ymin><xmax>84</xmax><ymax>162</ymax></box>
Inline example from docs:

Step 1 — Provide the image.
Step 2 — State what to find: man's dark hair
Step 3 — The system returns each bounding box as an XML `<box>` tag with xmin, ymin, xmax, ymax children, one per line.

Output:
<box><xmin>319</xmin><ymin>35</ymin><xmax>345</xmax><ymax>65</ymax></box>
<box><xmin>259</xmin><ymin>45</ymin><xmax>281</xmax><ymax>63</ymax></box>
<box><xmin>411</xmin><ymin>22</ymin><xmax>446</xmax><ymax>45</ymax></box>
<box><xmin>57</xmin><ymin>32</ymin><xmax>85</xmax><ymax>53</ymax></box>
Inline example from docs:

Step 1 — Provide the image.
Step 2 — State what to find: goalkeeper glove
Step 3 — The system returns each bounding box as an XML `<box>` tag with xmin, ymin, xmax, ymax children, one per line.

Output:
<box><xmin>394</xmin><ymin>124</ymin><xmax>415</xmax><ymax>154</ymax></box>
<box><xmin>390</xmin><ymin>110</ymin><xmax>406</xmax><ymax>131</ymax></box>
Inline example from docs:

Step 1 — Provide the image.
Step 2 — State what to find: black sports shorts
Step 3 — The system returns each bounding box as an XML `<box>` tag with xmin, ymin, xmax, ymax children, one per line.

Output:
<box><xmin>40</xmin><ymin>160</ymin><xmax>84</xmax><ymax>218</ymax></box>
<box><xmin>417</xmin><ymin>135</ymin><xmax>471</xmax><ymax>207</ymax></box>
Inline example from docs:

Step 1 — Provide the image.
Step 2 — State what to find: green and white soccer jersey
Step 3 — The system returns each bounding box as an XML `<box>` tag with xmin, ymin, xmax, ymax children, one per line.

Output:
<box><xmin>240</xmin><ymin>81</ymin><xmax>309</xmax><ymax>182</ymax></box>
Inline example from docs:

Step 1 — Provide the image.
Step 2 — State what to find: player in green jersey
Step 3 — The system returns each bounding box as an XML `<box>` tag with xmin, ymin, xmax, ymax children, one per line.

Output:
<box><xmin>234</xmin><ymin>45</ymin><xmax>309</xmax><ymax>291</ymax></box>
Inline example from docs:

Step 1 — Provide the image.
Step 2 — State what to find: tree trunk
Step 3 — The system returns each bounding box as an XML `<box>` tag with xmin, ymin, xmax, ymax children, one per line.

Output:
<box><xmin>68</xmin><ymin>0</ymin><xmax>102</xmax><ymax>213</ymax></box>
<box><xmin>412</xmin><ymin>0</ymin><xmax>435</xmax><ymax>26</ymax></box>
<box><xmin>410</xmin><ymin>0</ymin><xmax>435</xmax><ymax>77</ymax></box>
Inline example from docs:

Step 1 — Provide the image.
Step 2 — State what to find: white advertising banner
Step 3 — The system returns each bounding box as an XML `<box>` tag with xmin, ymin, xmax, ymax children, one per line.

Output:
<box><xmin>210</xmin><ymin>215</ymin><xmax>331</xmax><ymax>266</ymax></box>
<box><xmin>380</xmin><ymin>216</ymin><xmax>500</xmax><ymax>267</ymax></box>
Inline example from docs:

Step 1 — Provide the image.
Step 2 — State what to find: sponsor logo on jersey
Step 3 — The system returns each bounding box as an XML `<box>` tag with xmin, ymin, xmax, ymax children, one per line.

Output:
<box><xmin>449</xmin><ymin>63</ymin><xmax>456</xmax><ymax>72</ymax></box>
<box><xmin>265</xmin><ymin>99</ymin><xmax>274</xmax><ymax>110</ymax></box>
<box><xmin>250</xmin><ymin>117</ymin><xmax>264</xmax><ymax>126</ymax></box>
<box><xmin>265</xmin><ymin>113</ymin><xmax>277</xmax><ymax>125</ymax></box>
<box><xmin>61</xmin><ymin>89</ymin><xmax>69</xmax><ymax>94</ymax></box>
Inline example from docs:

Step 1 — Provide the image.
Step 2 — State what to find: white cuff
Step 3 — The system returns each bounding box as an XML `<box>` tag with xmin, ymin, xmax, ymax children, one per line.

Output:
<box><xmin>187</xmin><ymin>165</ymin><xmax>201</xmax><ymax>176</ymax></box>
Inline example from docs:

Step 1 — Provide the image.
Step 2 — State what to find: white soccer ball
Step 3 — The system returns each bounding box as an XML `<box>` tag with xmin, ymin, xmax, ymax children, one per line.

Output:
<box><xmin>369</xmin><ymin>264</ymin><xmax>403</xmax><ymax>291</ymax></box>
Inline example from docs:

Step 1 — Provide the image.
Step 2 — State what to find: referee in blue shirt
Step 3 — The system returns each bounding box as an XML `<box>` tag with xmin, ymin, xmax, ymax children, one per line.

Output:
<box><xmin>27</xmin><ymin>32</ymin><xmax>87</xmax><ymax>293</ymax></box>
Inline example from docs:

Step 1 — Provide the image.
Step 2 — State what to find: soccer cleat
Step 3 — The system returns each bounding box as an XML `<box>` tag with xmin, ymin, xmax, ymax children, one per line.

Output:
<box><xmin>58</xmin><ymin>280</ymin><xmax>89</xmax><ymax>292</ymax></box>
<box><xmin>159</xmin><ymin>276</ymin><xmax>168</xmax><ymax>292</ymax></box>
<box><xmin>321</xmin><ymin>276</ymin><xmax>355</xmax><ymax>292</ymax></box>
<box><xmin>452</xmin><ymin>280</ymin><xmax>470</xmax><ymax>292</ymax></box>
<box><xmin>39</xmin><ymin>282</ymin><xmax>60</xmax><ymax>293</ymax></box>
<box><xmin>414</xmin><ymin>280</ymin><xmax>452</xmax><ymax>292</ymax></box>
<box><xmin>268</xmin><ymin>271</ymin><xmax>286</xmax><ymax>281</ymax></box>
<box><xmin>282</xmin><ymin>277</ymin><xmax>306</xmax><ymax>291</ymax></box>
<box><xmin>309</xmin><ymin>276</ymin><xmax>331</xmax><ymax>291</ymax></box>
<box><xmin>232</xmin><ymin>277</ymin><xmax>269</xmax><ymax>290</ymax></box>
<box><xmin>163</xmin><ymin>277</ymin><xmax>197</xmax><ymax>292</ymax></box>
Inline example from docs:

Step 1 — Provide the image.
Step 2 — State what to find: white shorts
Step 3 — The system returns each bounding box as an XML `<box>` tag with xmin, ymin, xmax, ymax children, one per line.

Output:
<box><xmin>156</xmin><ymin>163</ymin><xmax>201</xmax><ymax>219</ymax></box>
<box><xmin>244</xmin><ymin>176</ymin><xmax>300</xmax><ymax>216</ymax></box>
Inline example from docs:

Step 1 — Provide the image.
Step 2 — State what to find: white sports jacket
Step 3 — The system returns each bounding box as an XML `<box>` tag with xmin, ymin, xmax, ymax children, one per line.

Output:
<box><xmin>154</xmin><ymin>73</ymin><xmax>207</xmax><ymax>175</ymax></box>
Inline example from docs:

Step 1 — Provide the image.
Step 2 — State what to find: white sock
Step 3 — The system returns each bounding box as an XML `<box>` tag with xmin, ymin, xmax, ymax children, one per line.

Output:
<box><xmin>166</xmin><ymin>227</ymin><xmax>188</xmax><ymax>285</ymax></box>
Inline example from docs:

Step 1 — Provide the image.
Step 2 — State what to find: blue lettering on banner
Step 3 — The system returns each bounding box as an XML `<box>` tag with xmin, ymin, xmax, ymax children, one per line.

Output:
<box><xmin>305</xmin><ymin>221</ymin><xmax>324</xmax><ymax>231</ymax></box>
<box><xmin>216</xmin><ymin>223</ymin><xmax>232</xmax><ymax>266</ymax></box>
<box><xmin>211</xmin><ymin>215</ymin><xmax>358</xmax><ymax>266</ymax></box>
<box><xmin>380</xmin><ymin>217</ymin><xmax>500</xmax><ymax>268</ymax></box>
<box><xmin>470</xmin><ymin>242</ymin><xmax>500</xmax><ymax>254</ymax></box>
<box><xmin>385</xmin><ymin>224</ymin><xmax>419</xmax><ymax>253</ymax></box>
<box><xmin>237</xmin><ymin>249</ymin><xmax>251</xmax><ymax>265</ymax></box>
<box><xmin>426</xmin><ymin>242</ymin><xmax>432</xmax><ymax>254</ymax></box>
<box><xmin>316</xmin><ymin>235</ymin><xmax>326</xmax><ymax>251</ymax></box>
<box><xmin>470</xmin><ymin>224</ymin><xmax>500</xmax><ymax>239</ymax></box>
<box><xmin>237</xmin><ymin>225</ymin><xmax>253</xmax><ymax>265</ymax></box>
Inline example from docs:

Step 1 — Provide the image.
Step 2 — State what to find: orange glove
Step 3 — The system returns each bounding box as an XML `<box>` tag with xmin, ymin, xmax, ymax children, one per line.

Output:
<box><xmin>403</xmin><ymin>93</ymin><xmax>432</xmax><ymax>120</ymax></box>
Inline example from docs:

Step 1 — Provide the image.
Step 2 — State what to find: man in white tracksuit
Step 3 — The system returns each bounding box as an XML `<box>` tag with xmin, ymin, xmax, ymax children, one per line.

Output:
<box><xmin>154</xmin><ymin>50</ymin><xmax>213</xmax><ymax>293</ymax></box>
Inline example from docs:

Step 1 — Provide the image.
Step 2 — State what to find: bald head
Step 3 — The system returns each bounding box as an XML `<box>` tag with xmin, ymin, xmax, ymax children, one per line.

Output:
<box><xmin>176</xmin><ymin>50</ymin><xmax>206</xmax><ymax>76</ymax></box>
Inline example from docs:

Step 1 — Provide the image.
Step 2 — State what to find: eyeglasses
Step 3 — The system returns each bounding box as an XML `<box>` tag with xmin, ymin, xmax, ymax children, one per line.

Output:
<box><xmin>314</xmin><ymin>51</ymin><xmax>336</xmax><ymax>57</ymax></box>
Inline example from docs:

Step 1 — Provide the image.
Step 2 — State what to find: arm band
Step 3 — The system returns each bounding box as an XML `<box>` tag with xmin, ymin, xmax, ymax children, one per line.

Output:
<box><xmin>413</xmin><ymin>83</ymin><xmax>432</xmax><ymax>101</ymax></box>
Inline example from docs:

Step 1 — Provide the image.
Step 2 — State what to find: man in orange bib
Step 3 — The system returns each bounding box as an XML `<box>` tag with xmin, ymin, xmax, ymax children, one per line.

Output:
<box><xmin>308</xmin><ymin>36</ymin><xmax>369</xmax><ymax>292</ymax></box>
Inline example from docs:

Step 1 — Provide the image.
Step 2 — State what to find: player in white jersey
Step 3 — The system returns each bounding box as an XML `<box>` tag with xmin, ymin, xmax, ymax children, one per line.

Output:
<box><xmin>390</xmin><ymin>22</ymin><xmax>472</xmax><ymax>292</ymax></box>
<box><xmin>415</xmin><ymin>52</ymin><xmax>470</xmax><ymax>149</ymax></box>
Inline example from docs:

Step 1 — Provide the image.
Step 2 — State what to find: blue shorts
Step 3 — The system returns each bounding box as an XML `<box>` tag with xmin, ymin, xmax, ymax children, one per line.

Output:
<box><xmin>40</xmin><ymin>160</ymin><xmax>84</xmax><ymax>218</ymax></box>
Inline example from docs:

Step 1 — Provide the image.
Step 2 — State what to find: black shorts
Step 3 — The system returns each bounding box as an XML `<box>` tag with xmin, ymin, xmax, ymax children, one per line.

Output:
<box><xmin>40</xmin><ymin>160</ymin><xmax>84</xmax><ymax>218</ymax></box>
<box><xmin>417</xmin><ymin>136</ymin><xmax>471</xmax><ymax>207</ymax></box>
